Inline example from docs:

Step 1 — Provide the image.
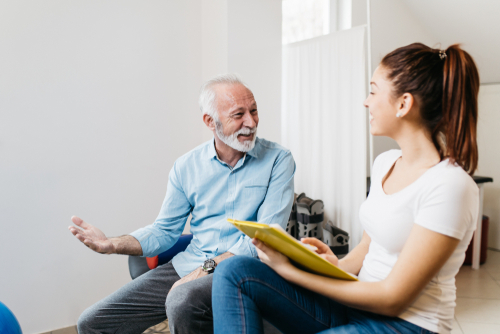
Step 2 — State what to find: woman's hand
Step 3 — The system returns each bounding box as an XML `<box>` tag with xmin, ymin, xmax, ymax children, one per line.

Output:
<box><xmin>252</xmin><ymin>238</ymin><xmax>295</xmax><ymax>277</ymax></box>
<box><xmin>301</xmin><ymin>237</ymin><xmax>339</xmax><ymax>266</ymax></box>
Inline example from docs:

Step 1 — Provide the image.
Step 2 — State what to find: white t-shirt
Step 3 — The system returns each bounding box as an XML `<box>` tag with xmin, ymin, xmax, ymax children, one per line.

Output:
<box><xmin>358</xmin><ymin>150</ymin><xmax>479</xmax><ymax>334</ymax></box>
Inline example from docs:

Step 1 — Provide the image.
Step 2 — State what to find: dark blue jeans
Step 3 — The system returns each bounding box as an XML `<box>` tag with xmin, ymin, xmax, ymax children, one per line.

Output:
<box><xmin>212</xmin><ymin>256</ymin><xmax>435</xmax><ymax>334</ymax></box>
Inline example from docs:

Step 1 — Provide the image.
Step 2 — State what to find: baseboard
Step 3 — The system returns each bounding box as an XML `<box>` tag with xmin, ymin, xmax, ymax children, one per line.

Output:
<box><xmin>39</xmin><ymin>325</ymin><xmax>77</xmax><ymax>334</ymax></box>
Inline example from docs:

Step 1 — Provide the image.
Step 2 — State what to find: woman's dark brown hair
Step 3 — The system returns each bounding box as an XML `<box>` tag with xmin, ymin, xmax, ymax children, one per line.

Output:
<box><xmin>381</xmin><ymin>43</ymin><xmax>480</xmax><ymax>175</ymax></box>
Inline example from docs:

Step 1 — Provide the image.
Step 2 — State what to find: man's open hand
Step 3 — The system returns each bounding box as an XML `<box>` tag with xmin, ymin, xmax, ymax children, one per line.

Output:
<box><xmin>68</xmin><ymin>216</ymin><xmax>115</xmax><ymax>254</ymax></box>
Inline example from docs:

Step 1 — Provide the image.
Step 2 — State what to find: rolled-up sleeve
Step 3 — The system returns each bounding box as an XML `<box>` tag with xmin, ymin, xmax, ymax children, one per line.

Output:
<box><xmin>130</xmin><ymin>162</ymin><xmax>192</xmax><ymax>257</ymax></box>
<box><xmin>228</xmin><ymin>151</ymin><xmax>295</xmax><ymax>258</ymax></box>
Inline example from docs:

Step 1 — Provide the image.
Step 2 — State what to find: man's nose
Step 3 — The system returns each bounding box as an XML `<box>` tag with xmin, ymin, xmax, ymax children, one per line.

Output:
<box><xmin>242</xmin><ymin>112</ymin><xmax>257</xmax><ymax>128</ymax></box>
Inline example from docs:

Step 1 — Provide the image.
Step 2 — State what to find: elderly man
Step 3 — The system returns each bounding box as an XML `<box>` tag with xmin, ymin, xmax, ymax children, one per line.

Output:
<box><xmin>69</xmin><ymin>74</ymin><xmax>295</xmax><ymax>334</ymax></box>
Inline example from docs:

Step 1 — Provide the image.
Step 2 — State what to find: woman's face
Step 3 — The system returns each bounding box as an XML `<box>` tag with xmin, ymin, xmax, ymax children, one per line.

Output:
<box><xmin>363</xmin><ymin>66</ymin><xmax>401</xmax><ymax>138</ymax></box>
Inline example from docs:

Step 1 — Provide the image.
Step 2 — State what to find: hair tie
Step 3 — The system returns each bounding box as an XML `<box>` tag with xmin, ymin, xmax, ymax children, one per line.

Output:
<box><xmin>439</xmin><ymin>50</ymin><xmax>447</xmax><ymax>60</ymax></box>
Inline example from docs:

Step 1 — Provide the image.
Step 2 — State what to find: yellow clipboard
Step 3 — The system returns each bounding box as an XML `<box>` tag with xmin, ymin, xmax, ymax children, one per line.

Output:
<box><xmin>228</xmin><ymin>219</ymin><xmax>357</xmax><ymax>281</ymax></box>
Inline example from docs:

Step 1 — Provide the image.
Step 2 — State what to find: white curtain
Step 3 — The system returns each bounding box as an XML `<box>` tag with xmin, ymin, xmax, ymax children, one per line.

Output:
<box><xmin>282</xmin><ymin>26</ymin><xmax>367</xmax><ymax>248</ymax></box>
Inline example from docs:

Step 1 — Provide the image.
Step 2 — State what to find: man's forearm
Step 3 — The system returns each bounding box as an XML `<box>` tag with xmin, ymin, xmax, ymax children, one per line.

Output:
<box><xmin>214</xmin><ymin>252</ymin><xmax>234</xmax><ymax>264</ymax></box>
<box><xmin>110</xmin><ymin>235</ymin><xmax>143</xmax><ymax>256</ymax></box>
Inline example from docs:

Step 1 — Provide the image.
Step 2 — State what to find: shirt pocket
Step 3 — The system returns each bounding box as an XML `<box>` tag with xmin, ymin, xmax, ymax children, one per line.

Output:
<box><xmin>235</xmin><ymin>185</ymin><xmax>268</xmax><ymax>220</ymax></box>
<box><xmin>243</xmin><ymin>184</ymin><xmax>268</xmax><ymax>198</ymax></box>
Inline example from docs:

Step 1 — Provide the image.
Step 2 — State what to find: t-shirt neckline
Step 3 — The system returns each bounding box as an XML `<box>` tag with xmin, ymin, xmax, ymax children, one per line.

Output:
<box><xmin>380</xmin><ymin>151</ymin><xmax>446</xmax><ymax>197</ymax></box>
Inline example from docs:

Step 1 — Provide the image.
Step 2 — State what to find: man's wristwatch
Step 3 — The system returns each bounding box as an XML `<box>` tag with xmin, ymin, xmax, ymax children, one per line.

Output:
<box><xmin>202</xmin><ymin>259</ymin><xmax>217</xmax><ymax>274</ymax></box>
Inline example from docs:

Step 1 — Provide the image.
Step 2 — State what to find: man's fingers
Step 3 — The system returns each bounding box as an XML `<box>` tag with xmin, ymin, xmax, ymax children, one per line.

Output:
<box><xmin>71</xmin><ymin>216</ymin><xmax>91</xmax><ymax>229</ymax></box>
<box><xmin>75</xmin><ymin>234</ymin><xmax>86</xmax><ymax>243</ymax></box>
<box><xmin>68</xmin><ymin>226</ymin><xmax>85</xmax><ymax>236</ymax></box>
<box><xmin>83</xmin><ymin>239</ymin><xmax>100</xmax><ymax>252</ymax></box>
<box><xmin>69</xmin><ymin>226</ymin><xmax>89</xmax><ymax>243</ymax></box>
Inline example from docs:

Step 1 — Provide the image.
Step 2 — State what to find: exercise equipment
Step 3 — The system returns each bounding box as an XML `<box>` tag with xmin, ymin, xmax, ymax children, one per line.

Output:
<box><xmin>0</xmin><ymin>301</ymin><xmax>22</xmax><ymax>334</ymax></box>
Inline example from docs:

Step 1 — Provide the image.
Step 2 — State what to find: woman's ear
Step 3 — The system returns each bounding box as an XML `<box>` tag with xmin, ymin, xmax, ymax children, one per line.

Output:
<box><xmin>396</xmin><ymin>93</ymin><xmax>414</xmax><ymax>118</ymax></box>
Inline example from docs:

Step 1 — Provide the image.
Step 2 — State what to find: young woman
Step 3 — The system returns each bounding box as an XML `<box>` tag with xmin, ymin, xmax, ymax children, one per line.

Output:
<box><xmin>211</xmin><ymin>43</ymin><xmax>480</xmax><ymax>334</ymax></box>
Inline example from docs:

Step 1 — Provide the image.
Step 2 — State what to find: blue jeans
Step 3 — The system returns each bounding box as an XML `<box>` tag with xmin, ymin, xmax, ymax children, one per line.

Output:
<box><xmin>212</xmin><ymin>256</ymin><xmax>435</xmax><ymax>334</ymax></box>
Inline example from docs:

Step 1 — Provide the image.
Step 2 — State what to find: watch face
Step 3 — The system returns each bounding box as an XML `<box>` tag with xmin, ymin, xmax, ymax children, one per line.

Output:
<box><xmin>202</xmin><ymin>259</ymin><xmax>217</xmax><ymax>273</ymax></box>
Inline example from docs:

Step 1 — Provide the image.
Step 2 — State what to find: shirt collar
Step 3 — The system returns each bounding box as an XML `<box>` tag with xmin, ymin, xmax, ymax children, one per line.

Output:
<box><xmin>246</xmin><ymin>138</ymin><xmax>259</xmax><ymax>158</ymax></box>
<box><xmin>207</xmin><ymin>138</ymin><xmax>218</xmax><ymax>160</ymax></box>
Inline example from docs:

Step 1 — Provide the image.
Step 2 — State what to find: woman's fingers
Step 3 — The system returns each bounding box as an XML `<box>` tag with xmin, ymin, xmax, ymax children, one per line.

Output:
<box><xmin>319</xmin><ymin>253</ymin><xmax>339</xmax><ymax>266</ymax></box>
<box><xmin>253</xmin><ymin>242</ymin><xmax>269</xmax><ymax>261</ymax></box>
<box><xmin>253</xmin><ymin>238</ymin><xmax>282</xmax><ymax>262</ymax></box>
<box><xmin>301</xmin><ymin>237</ymin><xmax>333</xmax><ymax>255</ymax></box>
<box><xmin>252</xmin><ymin>238</ymin><xmax>267</xmax><ymax>250</ymax></box>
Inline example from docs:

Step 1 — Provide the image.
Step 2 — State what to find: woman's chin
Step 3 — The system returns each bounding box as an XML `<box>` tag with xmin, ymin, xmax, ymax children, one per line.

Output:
<box><xmin>370</xmin><ymin>127</ymin><xmax>380</xmax><ymax>136</ymax></box>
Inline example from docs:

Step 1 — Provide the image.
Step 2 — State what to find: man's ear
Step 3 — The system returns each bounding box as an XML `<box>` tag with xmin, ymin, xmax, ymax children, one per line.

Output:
<box><xmin>203</xmin><ymin>114</ymin><xmax>215</xmax><ymax>131</ymax></box>
<box><xmin>397</xmin><ymin>93</ymin><xmax>414</xmax><ymax>118</ymax></box>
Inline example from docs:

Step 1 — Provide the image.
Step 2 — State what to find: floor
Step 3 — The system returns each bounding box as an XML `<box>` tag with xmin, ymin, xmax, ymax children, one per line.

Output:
<box><xmin>451</xmin><ymin>249</ymin><xmax>500</xmax><ymax>334</ymax></box>
<box><xmin>41</xmin><ymin>250</ymin><xmax>500</xmax><ymax>334</ymax></box>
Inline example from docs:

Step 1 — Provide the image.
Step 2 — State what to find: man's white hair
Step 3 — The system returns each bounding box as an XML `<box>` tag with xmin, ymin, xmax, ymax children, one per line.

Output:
<box><xmin>198</xmin><ymin>73</ymin><xmax>250</xmax><ymax>119</ymax></box>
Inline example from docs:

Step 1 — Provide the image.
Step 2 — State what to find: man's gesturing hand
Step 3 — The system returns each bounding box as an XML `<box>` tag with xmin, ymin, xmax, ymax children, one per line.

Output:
<box><xmin>68</xmin><ymin>216</ymin><xmax>115</xmax><ymax>254</ymax></box>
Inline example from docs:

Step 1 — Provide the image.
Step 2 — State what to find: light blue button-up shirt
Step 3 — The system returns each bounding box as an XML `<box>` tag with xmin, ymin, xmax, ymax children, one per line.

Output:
<box><xmin>130</xmin><ymin>137</ymin><xmax>295</xmax><ymax>277</ymax></box>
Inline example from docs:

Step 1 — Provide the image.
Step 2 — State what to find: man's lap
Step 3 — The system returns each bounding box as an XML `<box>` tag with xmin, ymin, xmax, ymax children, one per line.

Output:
<box><xmin>78</xmin><ymin>262</ymin><xmax>180</xmax><ymax>333</ymax></box>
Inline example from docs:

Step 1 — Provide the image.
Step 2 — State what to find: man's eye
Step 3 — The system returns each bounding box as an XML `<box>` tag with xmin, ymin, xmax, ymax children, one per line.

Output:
<box><xmin>251</xmin><ymin>109</ymin><xmax>258</xmax><ymax>113</ymax></box>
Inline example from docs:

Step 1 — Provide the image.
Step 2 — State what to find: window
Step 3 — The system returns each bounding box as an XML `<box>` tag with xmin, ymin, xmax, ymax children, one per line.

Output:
<box><xmin>282</xmin><ymin>0</ymin><xmax>330</xmax><ymax>44</ymax></box>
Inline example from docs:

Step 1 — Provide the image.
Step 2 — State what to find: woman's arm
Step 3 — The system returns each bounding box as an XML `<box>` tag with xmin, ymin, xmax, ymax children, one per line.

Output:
<box><xmin>338</xmin><ymin>231</ymin><xmax>371</xmax><ymax>275</ymax></box>
<box><xmin>254</xmin><ymin>224</ymin><xmax>460</xmax><ymax>317</ymax></box>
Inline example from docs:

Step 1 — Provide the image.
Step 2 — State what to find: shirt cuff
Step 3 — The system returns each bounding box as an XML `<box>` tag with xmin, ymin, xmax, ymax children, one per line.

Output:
<box><xmin>129</xmin><ymin>227</ymin><xmax>161</xmax><ymax>257</ymax></box>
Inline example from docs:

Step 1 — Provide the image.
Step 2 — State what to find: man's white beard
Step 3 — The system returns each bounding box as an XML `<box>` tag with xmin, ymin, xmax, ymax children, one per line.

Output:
<box><xmin>214</xmin><ymin>118</ymin><xmax>257</xmax><ymax>152</ymax></box>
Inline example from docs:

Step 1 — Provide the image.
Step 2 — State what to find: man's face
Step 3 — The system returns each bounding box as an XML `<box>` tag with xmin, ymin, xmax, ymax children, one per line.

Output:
<box><xmin>213</xmin><ymin>84</ymin><xmax>259</xmax><ymax>152</ymax></box>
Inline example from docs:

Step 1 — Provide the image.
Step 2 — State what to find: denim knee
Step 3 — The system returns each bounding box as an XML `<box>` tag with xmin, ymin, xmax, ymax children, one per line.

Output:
<box><xmin>214</xmin><ymin>256</ymin><xmax>263</xmax><ymax>286</ymax></box>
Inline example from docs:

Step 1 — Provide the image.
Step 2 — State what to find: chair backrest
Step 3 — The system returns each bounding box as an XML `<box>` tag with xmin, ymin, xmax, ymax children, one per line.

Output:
<box><xmin>128</xmin><ymin>234</ymin><xmax>193</xmax><ymax>280</ymax></box>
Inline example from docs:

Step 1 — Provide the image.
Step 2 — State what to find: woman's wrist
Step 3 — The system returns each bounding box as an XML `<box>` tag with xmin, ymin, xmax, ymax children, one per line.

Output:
<box><xmin>280</xmin><ymin>263</ymin><xmax>302</xmax><ymax>282</ymax></box>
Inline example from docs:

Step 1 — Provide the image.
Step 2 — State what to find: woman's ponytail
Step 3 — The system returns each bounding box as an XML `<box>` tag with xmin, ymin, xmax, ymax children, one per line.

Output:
<box><xmin>381</xmin><ymin>43</ymin><xmax>480</xmax><ymax>175</ymax></box>
<box><xmin>441</xmin><ymin>45</ymin><xmax>480</xmax><ymax>175</ymax></box>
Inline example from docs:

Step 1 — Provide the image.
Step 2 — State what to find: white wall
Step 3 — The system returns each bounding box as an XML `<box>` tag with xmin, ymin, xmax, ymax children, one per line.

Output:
<box><xmin>0</xmin><ymin>1</ymin><xmax>283</xmax><ymax>333</ymax></box>
<box><xmin>0</xmin><ymin>1</ymin><xmax>205</xmax><ymax>333</ymax></box>
<box><xmin>369</xmin><ymin>0</ymin><xmax>438</xmax><ymax>161</ymax></box>
<box><xmin>477</xmin><ymin>84</ymin><xmax>500</xmax><ymax>250</ymax></box>
<box><xmin>401</xmin><ymin>0</ymin><xmax>500</xmax><ymax>85</ymax></box>
<box><xmin>228</xmin><ymin>0</ymin><xmax>283</xmax><ymax>145</ymax></box>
